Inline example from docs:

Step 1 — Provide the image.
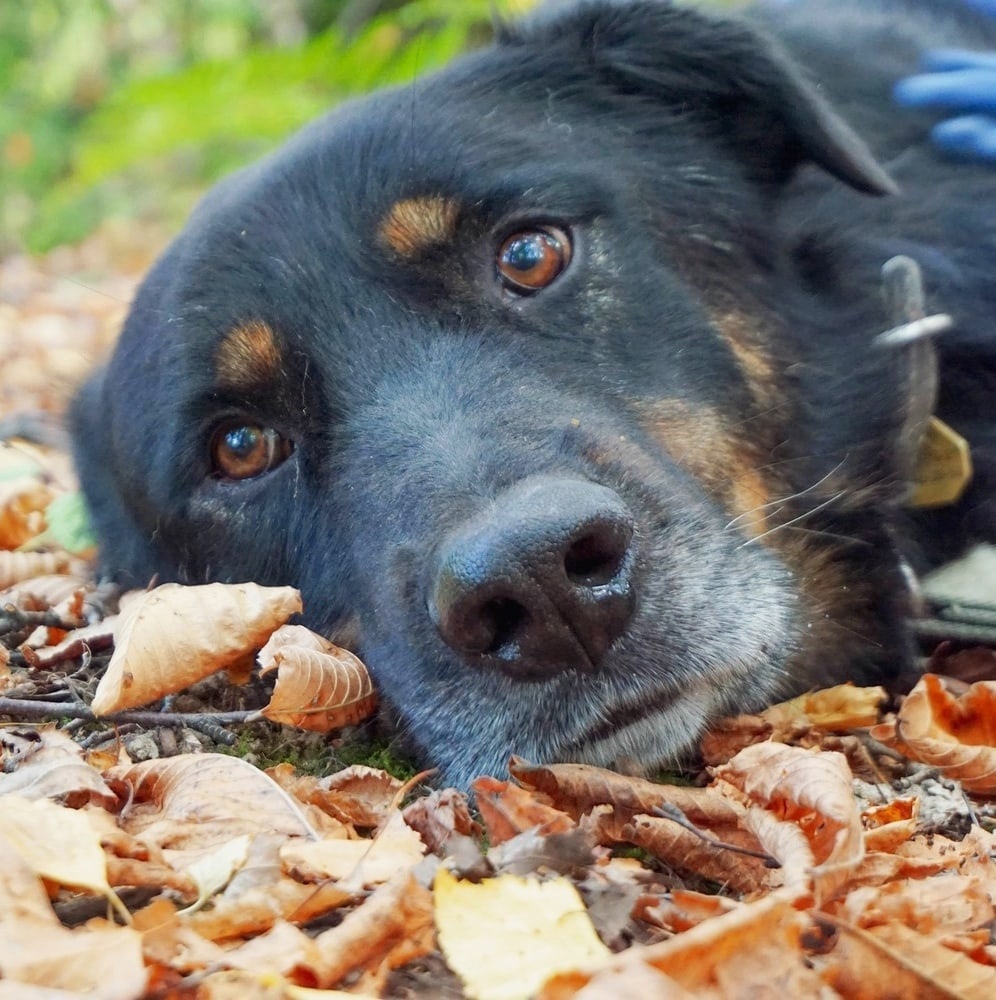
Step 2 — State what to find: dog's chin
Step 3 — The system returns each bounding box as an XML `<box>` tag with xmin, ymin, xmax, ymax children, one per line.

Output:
<box><xmin>371</xmin><ymin>602</ymin><xmax>797</xmax><ymax>790</ymax></box>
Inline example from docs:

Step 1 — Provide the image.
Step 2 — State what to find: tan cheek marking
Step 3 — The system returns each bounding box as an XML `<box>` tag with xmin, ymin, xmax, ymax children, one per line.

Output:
<box><xmin>379</xmin><ymin>196</ymin><xmax>460</xmax><ymax>257</ymax></box>
<box><xmin>638</xmin><ymin>399</ymin><xmax>772</xmax><ymax>539</ymax></box>
<box><xmin>215</xmin><ymin>320</ymin><xmax>283</xmax><ymax>391</ymax></box>
<box><xmin>710</xmin><ymin>309</ymin><xmax>779</xmax><ymax>408</ymax></box>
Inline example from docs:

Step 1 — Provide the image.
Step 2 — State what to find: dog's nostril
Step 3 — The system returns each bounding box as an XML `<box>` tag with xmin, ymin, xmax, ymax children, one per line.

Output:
<box><xmin>429</xmin><ymin>476</ymin><xmax>637</xmax><ymax>677</ymax></box>
<box><xmin>563</xmin><ymin>531</ymin><xmax>625</xmax><ymax>586</ymax></box>
<box><xmin>479</xmin><ymin>597</ymin><xmax>529</xmax><ymax>655</ymax></box>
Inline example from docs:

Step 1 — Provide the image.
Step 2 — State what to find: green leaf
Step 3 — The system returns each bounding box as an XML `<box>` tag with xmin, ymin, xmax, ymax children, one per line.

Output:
<box><xmin>36</xmin><ymin>492</ymin><xmax>97</xmax><ymax>556</ymax></box>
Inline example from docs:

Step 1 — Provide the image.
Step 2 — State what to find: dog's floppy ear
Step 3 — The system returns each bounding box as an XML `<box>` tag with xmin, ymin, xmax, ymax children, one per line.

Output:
<box><xmin>505</xmin><ymin>0</ymin><xmax>897</xmax><ymax>196</ymax></box>
<box><xmin>69</xmin><ymin>370</ymin><xmax>160</xmax><ymax>587</ymax></box>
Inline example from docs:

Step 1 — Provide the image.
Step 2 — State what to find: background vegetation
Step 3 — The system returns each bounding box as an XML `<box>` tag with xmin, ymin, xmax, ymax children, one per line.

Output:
<box><xmin>1</xmin><ymin>0</ymin><xmax>734</xmax><ymax>254</ymax></box>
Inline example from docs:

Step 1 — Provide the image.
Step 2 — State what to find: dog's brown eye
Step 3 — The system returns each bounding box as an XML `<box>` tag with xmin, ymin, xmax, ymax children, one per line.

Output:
<box><xmin>211</xmin><ymin>424</ymin><xmax>291</xmax><ymax>481</ymax></box>
<box><xmin>496</xmin><ymin>226</ymin><xmax>571</xmax><ymax>294</ymax></box>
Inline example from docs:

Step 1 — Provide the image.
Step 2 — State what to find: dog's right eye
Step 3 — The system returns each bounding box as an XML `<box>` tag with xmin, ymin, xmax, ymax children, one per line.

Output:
<box><xmin>210</xmin><ymin>423</ymin><xmax>292</xmax><ymax>481</ymax></box>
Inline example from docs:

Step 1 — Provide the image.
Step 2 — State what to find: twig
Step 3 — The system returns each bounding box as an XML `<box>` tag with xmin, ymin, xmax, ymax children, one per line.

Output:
<box><xmin>652</xmin><ymin>803</ymin><xmax>781</xmax><ymax>868</ymax></box>
<box><xmin>0</xmin><ymin>697</ymin><xmax>254</xmax><ymax>734</ymax></box>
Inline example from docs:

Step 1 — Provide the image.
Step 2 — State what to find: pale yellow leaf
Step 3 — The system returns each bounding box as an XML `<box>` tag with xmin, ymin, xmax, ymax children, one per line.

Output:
<box><xmin>258</xmin><ymin>624</ymin><xmax>377</xmax><ymax>731</ymax></box>
<box><xmin>179</xmin><ymin>833</ymin><xmax>252</xmax><ymax>914</ymax></box>
<box><xmin>281</xmin><ymin>810</ymin><xmax>424</xmax><ymax>888</ymax></box>
<box><xmin>0</xmin><ymin>796</ymin><xmax>126</xmax><ymax>919</ymax></box>
<box><xmin>434</xmin><ymin>867</ymin><xmax>610</xmax><ymax>1000</ymax></box>
<box><xmin>91</xmin><ymin>581</ymin><xmax>302</xmax><ymax>714</ymax></box>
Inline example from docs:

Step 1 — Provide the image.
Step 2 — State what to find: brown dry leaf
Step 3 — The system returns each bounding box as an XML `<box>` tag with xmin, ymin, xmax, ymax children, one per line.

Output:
<box><xmin>312</xmin><ymin>872</ymin><xmax>435</xmax><ymax>988</ymax></box>
<box><xmin>281</xmin><ymin>810</ymin><xmax>425</xmax><ymax>889</ymax></box>
<box><xmin>823</xmin><ymin>917</ymin><xmax>996</xmax><ymax>999</ymax></box>
<box><xmin>473</xmin><ymin>775</ymin><xmax>576</xmax><ymax>845</ymax></box>
<box><xmin>0</xmin><ymin>727</ymin><xmax>118</xmax><ymax>808</ymax></box>
<box><xmin>635</xmin><ymin>888</ymin><xmax>739</xmax><ymax>934</ymax></box>
<box><xmin>0</xmin><ymin>478</ymin><xmax>52</xmax><ymax>549</ymax></box>
<box><xmin>111</xmin><ymin>753</ymin><xmax>320</xmax><ymax>858</ymax></box>
<box><xmin>222</xmin><ymin>919</ymin><xmax>324</xmax><ymax>983</ymax></box>
<box><xmin>540</xmin><ymin>891</ymin><xmax>808</xmax><ymax>998</ymax></box>
<box><xmin>715</xmin><ymin>742</ymin><xmax>864</xmax><ymax>903</ymax></box>
<box><xmin>0</xmin><ymin>918</ymin><xmax>146</xmax><ymax>1000</ymax></box>
<box><xmin>607</xmin><ymin>809</ymin><xmax>766</xmax><ymax>896</ymax></box>
<box><xmin>186</xmin><ymin>877</ymin><xmax>354</xmax><ymax>942</ymax></box>
<box><xmin>701</xmin><ymin>684</ymin><xmax>886</xmax><ymax>765</ymax></box>
<box><xmin>403</xmin><ymin>788</ymin><xmax>481</xmax><ymax>854</ymax></box>
<box><xmin>258</xmin><ymin>624</ymin><xmax>377</xmax><ymax>732</ymax></box>
<box><xmin>836</xmin><ymin>875</ymin><xmax>994</xmax><ymax>938</ymax></box>
<box><xmin>511</xmin><ymin>759</ymin><xmax>744</xmax><ymax>826</ymax></box>
<box><xmin>308</xmin><ymin>763</ymin><xmax>406</xmax><ymax>828</ymax></box>
<box><xmin>862</xmin><ymin>796</ymin><xmax>918</xmax><ymax>854</ymax></box>
<box><xmin>318</xmin><ymin>765</ymin><xmax>405</xmax><ymax>825</ymax></box>
<box><xmin>435</xmin><ymin>866</ymin><xmax>610</xmax><ymax>1000</ymax></box>
<box><xmin>0</xmin><ymin>549</ymin><xmax>76</xmax><ymax>588</ymax></box>
<box><xmin>91</xmin><ymin>581</ymin><xmax>303</xmax><ymax>714</ymax></box>
<box><xmin>762</xmin><ymin>682</ymin><xmax>886</xmax><ymax>732</ymax></box>
<box><xmin>890</xmin><ymin>674</ymin><xmax>996</xmax><ymax>792</ymax></box>
<box><xmin>0</xmin><ymin>572</ymin><xmax>91</xmax><ymax>610</ymax></box>
<box><xmin>743</xmin><ymin>805</ymin><xmax>816</xmax><ymax>902</ymax></box>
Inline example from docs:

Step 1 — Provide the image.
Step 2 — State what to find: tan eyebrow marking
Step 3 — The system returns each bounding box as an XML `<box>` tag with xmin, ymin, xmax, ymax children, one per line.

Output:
<box><xmin>379</xmin><ymin>196</ymin><xmax>460</xmax><ymax>257</ymax></box>
<box><xmin>214</xmin><ymin>320</ymin><xmax>283</xmax><ymax>391</ymax></box>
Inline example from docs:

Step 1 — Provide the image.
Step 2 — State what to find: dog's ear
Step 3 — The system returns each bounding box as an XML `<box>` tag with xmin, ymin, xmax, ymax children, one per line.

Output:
<box><xmin>69</xmin><ymin>370</ymin><xmax>160</xmax><ymax>587</ymax></box>
<box><xmin>504</xmin><ymin>0</ymin><xmax>897</xmax><ymax>195</ymax></box>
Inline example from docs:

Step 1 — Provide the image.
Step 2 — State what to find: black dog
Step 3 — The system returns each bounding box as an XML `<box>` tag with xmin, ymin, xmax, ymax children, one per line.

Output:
<box><xmin>71</xmin><ymin>0</ymin><xmax>996</xmax><ymax>785</ymax></box>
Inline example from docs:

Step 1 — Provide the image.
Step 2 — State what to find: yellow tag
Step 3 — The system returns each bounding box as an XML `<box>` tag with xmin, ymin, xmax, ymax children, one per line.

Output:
<box><xmin>910</xmin><ymin>417</ymin><xmax>972</xmax><ymax>508</ymax></box>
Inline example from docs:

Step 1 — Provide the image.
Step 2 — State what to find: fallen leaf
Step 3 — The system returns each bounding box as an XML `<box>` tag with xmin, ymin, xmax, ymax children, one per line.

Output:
<box><xmin>281</xmin><ymin>810</ymin><xmax>424</xmax><ymax>888</ymax></box>
<box><xmin>0</xmin><ymin>550</ymin><xmax>76</xmax><ymax>588</ymax></box>
<box><xmin>403</xmin><ymin>788</ymin><xmax>481</xmax><ymax>854</ymax></box>
<box><xmin>762</xmin><ymin>683</ymin><xmax>886</xmax><ymax>732</ymax></box>
<box><xmin>715</xmin><ymin>742</ymin><xmax>864</xmax><ymax>903</ymax></box>
<box><xmin>511</xmin><ymin>759</ymin><xmax>744</xmax><ymax>826</ymax></box>
<box><xmin>258</xmin><ymin>624</ymin><xmax>377</xmax><ymax>731</ymax></box>
<box><xmin>472</xmin><ymin>775</ymin><xmax>576</xmax><ymax>845</ymax></box>
<box><xmin>890</xmin><ymin>674</ymin><xmax>996</xmax><ymax>792</ymax></box>
<box><xmin>91</xmin><ymin>581</ymin><xmax>302</xmax><ymax>714</ymax></box>
<box><xmin>0</xmin><ymin>727</ymin><xmax>118</xmax><ymax>808</ymax></box>
<box><xmin>0</xmin><ymin>477</ymin><xmax>52</xmax><ymax>549</ymax></box>
<box><xmin>111</xmin><ymin>753</ymin><xmax>320</xmax><ymax>860</ymax></box>
<box><xmin>540</xmin><ymin>891</ymin><xmax>806</xmax><ymax>998</ymax></box>
<box><xmin>435</xmin><ymin>866</ymin><xmax>610</xmax><ymax>1000</ymax></box>
<box><xmin>180</xmin><ymin>833</ymin><xmax>252</xmax><ymax>913</ymax></box>
<box><xmin>822</xmin><ymin>916</ymin><xmax>996</xmax><ymax>1000</ymax></box>
<box><xmin>312</xmin><ymin>872</ymin><xmax>435</xmax><ymax>988</ymax></box>
<box><xmin>0</xmin><ymin>796</ymin><xmax>127</xmax><ymax>919</ymax></box>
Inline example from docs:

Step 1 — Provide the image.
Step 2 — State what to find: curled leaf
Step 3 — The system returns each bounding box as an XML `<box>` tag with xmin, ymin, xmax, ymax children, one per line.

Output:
<box><xmin>258</xmin><ymin>624</ymin><xmax>376</xmax><ymax>731</ymax></box>
<box><xmin>91</xmin><ymin>582</ymin><xmax>302</xmax><ymax>714</ymax></box>
<box><xmin>892</xmin><ymin>674</ymin><xmax>996</xmax><ymax>793</ymax></box>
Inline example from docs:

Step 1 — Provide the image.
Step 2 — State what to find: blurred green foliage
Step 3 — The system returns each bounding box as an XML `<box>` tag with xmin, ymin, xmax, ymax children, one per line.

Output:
<box><xmin>0</xmin><ymin>0</ymin><xmax>535</xmax><ymax>252</ymax></box>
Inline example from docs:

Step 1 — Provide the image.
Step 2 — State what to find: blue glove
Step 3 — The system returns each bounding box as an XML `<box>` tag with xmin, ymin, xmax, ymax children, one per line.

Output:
<box><xmin>894</xmin><ymin>50</ymin><xmax>996</xmax><ymax>160</ymax></box>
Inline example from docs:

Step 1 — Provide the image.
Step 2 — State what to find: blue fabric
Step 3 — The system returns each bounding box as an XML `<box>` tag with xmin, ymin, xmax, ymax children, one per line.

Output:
<box><xmin>965</xmin><ymin>0</ymin><xmax>996</xmax><ymax>17</ymax></box>
<box><xmin>895</xmin><ymin>51</ymin><xmax>996</xmax><ymax>160</ymax></box>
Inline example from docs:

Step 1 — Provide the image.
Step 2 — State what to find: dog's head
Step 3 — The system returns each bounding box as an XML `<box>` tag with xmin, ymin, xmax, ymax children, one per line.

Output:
<box><xmin>72</xmin><ymin>0</ymin><xmax>919</xmax><ymax>785</ymax></box>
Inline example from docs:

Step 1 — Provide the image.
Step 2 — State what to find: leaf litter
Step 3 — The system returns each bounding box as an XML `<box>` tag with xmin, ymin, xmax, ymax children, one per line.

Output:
<box><xmin>1</xmin><ymin>226</ymin><xmax>996</xmax><ymax>998</ymax></box>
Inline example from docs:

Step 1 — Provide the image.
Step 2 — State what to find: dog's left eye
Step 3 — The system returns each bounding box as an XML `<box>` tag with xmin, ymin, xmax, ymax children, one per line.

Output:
<box><xmin>496</xmin><ymin>226</ymin><xmax>572</xmax><ymax>294</ymax></box>
<box><xmin>211</xmin><ymin>423</ymin><xmax>292</xmax><ymax>481</ymax></box>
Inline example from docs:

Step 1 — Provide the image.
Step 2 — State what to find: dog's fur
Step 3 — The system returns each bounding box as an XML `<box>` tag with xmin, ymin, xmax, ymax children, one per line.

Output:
<box><xmin>72</xmin><ymin>0</ymin><xmax>996</xmax><ymax>785</ymax></box>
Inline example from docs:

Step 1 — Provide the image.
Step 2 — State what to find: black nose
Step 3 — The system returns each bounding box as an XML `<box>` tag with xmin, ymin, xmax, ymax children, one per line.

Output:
<box><xmin>428</xmin><ymin>476</ymin><xmax>636</xmax><ymax>677</ymax></box>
